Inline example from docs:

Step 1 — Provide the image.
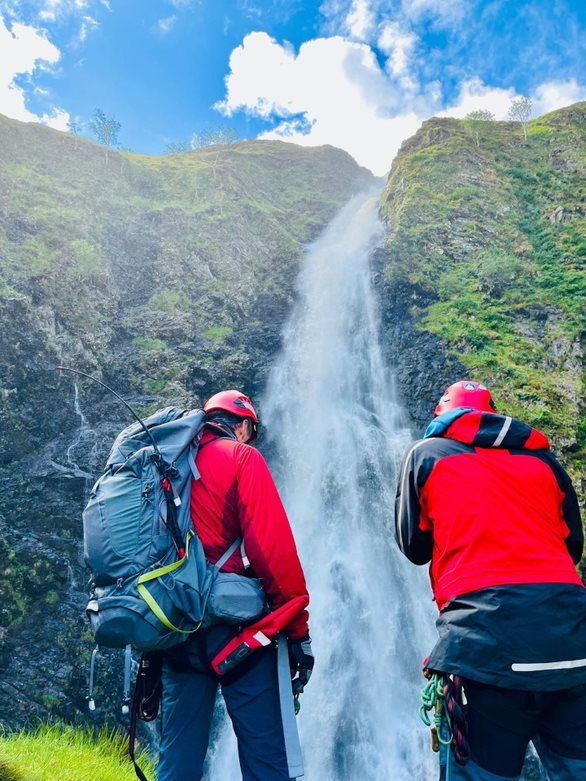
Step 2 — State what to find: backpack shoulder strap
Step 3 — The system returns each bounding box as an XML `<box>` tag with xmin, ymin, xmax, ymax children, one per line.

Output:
<box><xmin>214</xmin><ymin>537</ymin><xmax>243</xmax><ymax>571</ymax></box>
<box><xmin>189</xmin><ymin>442</ymin><xmax>201</xmax><ymax>480</ymax></box>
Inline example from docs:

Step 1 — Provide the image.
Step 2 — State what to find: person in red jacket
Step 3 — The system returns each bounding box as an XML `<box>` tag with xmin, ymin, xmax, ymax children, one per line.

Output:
<box><xmin>157</xmin><ymin>390</ymin><xmax>313</xmax><ymax>781</ymax></box>
<box><xmin>395</xmin><ymin>381</ymin><xmax>586</xmax><ymax>781</ymax></box>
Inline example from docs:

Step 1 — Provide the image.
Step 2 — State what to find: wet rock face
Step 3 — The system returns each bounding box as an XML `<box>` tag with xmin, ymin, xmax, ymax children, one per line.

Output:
<box><xmin>0</xmin><ymin>114</ymin><xmax>373</xmax><ymax>728</ymax></box>
<box><xmin>373</xmin><ymin>250</ymin><xmax>466</xmax><ymax>433</ymax></box>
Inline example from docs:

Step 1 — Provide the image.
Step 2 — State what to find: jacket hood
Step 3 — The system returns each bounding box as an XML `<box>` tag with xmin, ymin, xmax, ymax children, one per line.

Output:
<box><xmin>424</xmin><ymin>408</ymin><xmax>550</xmax><ymax>451</ymax></box>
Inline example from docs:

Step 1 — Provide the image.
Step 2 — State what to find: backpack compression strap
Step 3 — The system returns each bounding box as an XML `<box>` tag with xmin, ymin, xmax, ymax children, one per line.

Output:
<box><xmin>214</xmin><ymin>537</ymin><xmax>242</xmax><ymax>570</ymax></box>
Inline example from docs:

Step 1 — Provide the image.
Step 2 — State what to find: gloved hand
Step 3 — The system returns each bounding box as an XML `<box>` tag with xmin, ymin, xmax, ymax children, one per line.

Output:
<box><xmin>288</xmin><ymin>634</ymin><xmax>314</xmax><ymax>695</ymax></box>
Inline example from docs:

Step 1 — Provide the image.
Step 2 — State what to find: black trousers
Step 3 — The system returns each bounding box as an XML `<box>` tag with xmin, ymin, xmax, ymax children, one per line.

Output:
<box><xmin>157</xmin><ymin>626</ymin><xmax>290</xmax><ymax>781</ymax></box>
<box><xmin>440</xmin><ymin>679</ymin><xmax>586</xmax><ymax>780</ymax></box>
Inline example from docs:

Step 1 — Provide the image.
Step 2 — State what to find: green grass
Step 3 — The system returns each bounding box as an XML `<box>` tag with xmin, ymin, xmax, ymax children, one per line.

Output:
<box><xmin>132</xmin><ymin>337</ymin><xmax>167</xmax><ymax>353</ymax></box>
<box><xmin>0</xmin><ymin>725</ymin><xmax>154</xmax><ymax>781</ymax></box>
<box><xmin>202</xmin><ymin>325</ymin><xmax>233</xmax><ymax>344</ymax></box>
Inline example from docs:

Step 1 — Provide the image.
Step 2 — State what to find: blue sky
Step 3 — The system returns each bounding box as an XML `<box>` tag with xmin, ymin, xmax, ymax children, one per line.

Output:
<box><xmin>0</xmin><ymin>0</ymin><xmax>584</xmax><ymax>173</ymax></box>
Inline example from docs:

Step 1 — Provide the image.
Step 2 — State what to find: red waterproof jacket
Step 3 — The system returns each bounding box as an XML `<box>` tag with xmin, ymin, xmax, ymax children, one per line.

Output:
<box><xmin>395</xmin><ymin>409</ymin><xmax>582</xmax><ymax>610</ymax></box>
<box><xmin>191</xmin><ymin>427</ymin><xmax>309</xmax><ymax>640</ymax></box>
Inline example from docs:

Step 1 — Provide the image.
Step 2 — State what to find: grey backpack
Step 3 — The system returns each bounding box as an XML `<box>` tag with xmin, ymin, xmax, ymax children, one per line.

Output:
<box><xmin>83</xmin><ymin>406</ymin><xmax>266</xmax><ymax>652</ymax></box>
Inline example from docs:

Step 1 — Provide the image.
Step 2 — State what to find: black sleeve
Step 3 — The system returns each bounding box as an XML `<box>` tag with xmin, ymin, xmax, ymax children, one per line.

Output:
<box><xmin>560</xmin><ymin>471</ymin><xmax>583</xmax><ymax>564</ymax></box>
<box><xmin>394</xmin><ymin>442</ymin><xmax>433</xmax><ymax>565</ymax></box>
<box><xmin>544</xmin><ymin>453</ymin><xmax>583</xmax><ymax>564</ymax></box>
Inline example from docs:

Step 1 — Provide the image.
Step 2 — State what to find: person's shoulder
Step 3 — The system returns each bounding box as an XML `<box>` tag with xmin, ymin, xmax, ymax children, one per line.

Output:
<box><xmin>521</xmin><ymin>448</ymin><xmax>571</xmax><ymax>488</ymax></box>
<box><xmin>402</xmin><ymin>436</ymin><xmax>460</xmax><ymax>458</ymax></box>
<box><xmin>398</xmin><ymin>437</ymin><xmax>479</xmax><ymax>500</ymax></box>
<box><xmin>203</xmin><ymin>434</ymin><xmax>234</xmax><ymax>449</ymax></box>
<box><xmin>234</xmin><ymin>441</ymin><xmax>267</xmax><ymax>466</ymax></box>
<box><xmin>201</xmin><ymin>435</ymin><xmax>240</xmax><ymax>461</ymax></box>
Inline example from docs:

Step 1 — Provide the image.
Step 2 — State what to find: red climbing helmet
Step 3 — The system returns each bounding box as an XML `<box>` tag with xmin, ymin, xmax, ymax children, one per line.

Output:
<box><xmin>434</xmin><ymin>380</ymin><xmax>496</xmax><ymax>417</ymax></box>
<box><xmin>203</xmin><ymin>390</ymin><xmax>260</xmax><ymax>424</ymax></box>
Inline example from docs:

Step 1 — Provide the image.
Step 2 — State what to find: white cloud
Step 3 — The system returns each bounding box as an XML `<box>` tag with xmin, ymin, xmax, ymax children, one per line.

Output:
<box><xmin>533</xmin><ymin>79</ymin><xmax>586</xmax><ymax>116</ymax></box>
<box><xmin>322</xmin><ymin>0</ymin><xmax>468</xmax><ymax>38</ymax></box>
<box><xmin>440</xmin><ymin>78</ymin><xmax>517</xmax><ymax>120</ymax></box>
<box><xmin>216</xmin><ymin>31</ymin><xmax>422</xmax><ymax>175</ymax></box>
<box><xmin>0</xmin><ymin>15</ymin><xmax>70</xmax><ymax>127</ymax></box>
<box><xmin>35</xmin><ymin>0</ymin><xmax>109</xmax><ymax>22</ymax></box>
<box><xmin>378</xmin><ymin>21</ymin><xmax>417</xmax><ymax>81</ymax></box>
<box><xmin>401</xmin><ymin>0</ymin><xmax>469</xmax><ymax>27</ymax></box>
<box><xmin>345</xmin><ymin>0</ymin><xmax>376</xmax><ymax>40</ymax></box>
<box><xmin>74</xmin><ymin>14</ymin><xmax>99</xmax><ymax>45</ymax></box>
<box><xmin>155</xmin><ymin>15</ymin><xmax>177</xmax><ymax>34</ymax></box>
<box><xmin>332</xmin><ymin>4</ymin><xmax>422</xmax><ymax>90</ymax></box>
<box><xmin>39</xmin><ymin>0</ymin><xmax>89</xmax><ymax>22</ymax></box>
<box><xmin>261</xmin><ymin>110</ymin><xmax>421</xmax><ymax>177</ymax></box>
<box><xmin>41</xmin><ymin>106</ymin><xmax>70</xmax><ymax>130</ymax></box>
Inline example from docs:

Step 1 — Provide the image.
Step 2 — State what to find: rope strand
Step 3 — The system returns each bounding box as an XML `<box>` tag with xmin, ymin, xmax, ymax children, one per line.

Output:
<box><xmin>420</xmin><ymin>672</ymin><xmax>470</xmax><ymax>767</ymax></box>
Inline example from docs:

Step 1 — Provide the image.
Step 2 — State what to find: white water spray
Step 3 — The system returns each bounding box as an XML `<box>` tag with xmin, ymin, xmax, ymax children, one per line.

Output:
<box><xmin>65</xmin><ymin>382</ymin><xmax>96</xmax><ymax>485</ymax></box>
<box><xmin>207</xmin><ymin>192</ymin><xmax>435</xmax><ymax>779</ymax></box>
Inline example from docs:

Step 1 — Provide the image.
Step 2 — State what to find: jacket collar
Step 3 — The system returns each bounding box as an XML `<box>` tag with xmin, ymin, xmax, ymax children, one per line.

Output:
<box><xmin>201</xmin><ymin>422</ymin><xmax>237</xmax><ymax>444</ymax></box>
<box><xmin>424</xmin><ymin>408</ymin><xmax>550</xmax><ymax>451</ymax></box>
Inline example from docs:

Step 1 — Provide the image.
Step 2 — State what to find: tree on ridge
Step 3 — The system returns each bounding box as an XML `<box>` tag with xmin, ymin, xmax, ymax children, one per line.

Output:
<box><xmin>165</xmin><ymin>140</ymin><xmax>192</xmax><ymax>154</ymax></box>
<box><xmin>191</xmin><ymin>126</ymin><xmax>238</xmax><ymax>150</ymax></box>
<box><xmin>464</xmin><ymin>110</ymin><xmax>495</xmax><ymax>148</ymax></box>
<box><xmin>89</xmin><ymin>109</ymin><xmax>122</xmax><ymax>162</ymax></box>
<box><xmin>508</xmin><ymin>97</ymin><xmax>533</xmax><ymax>141</ymax></box>
<box><xmin>67</xmin><ymin>118</ymin><xmax>82</xmax><ymax>136</ymax></box>
<box><xmin>67</xmin><ymin>118</ymin><xmax>83</xmax><ymax>150</ymax></box>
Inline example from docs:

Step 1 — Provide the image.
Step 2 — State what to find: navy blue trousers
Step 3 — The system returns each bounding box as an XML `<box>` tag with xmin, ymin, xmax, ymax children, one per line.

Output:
<box><xmin>440</xmin><ymin>680</ymin><xmax>586</xmax><ymax>780</ymax></box>
<box><xmin>157</xmin><ymin>626</ymin><xmax>289</xmax><ymax>781</ymax></box>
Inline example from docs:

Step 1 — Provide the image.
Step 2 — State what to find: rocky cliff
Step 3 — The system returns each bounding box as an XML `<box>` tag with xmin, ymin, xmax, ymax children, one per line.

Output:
<box><xmin>379</xmin><ymin>103</ymin><xmax>585</xmax><ymax>491</ymax></box>
<box><xmin>0</xmin><ymin>114</ymin><xmax>373</xmax><ymax>726</ymax></box>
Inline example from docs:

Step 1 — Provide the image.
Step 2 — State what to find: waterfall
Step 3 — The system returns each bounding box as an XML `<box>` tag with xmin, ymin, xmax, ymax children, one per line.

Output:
<box><xmin>65</xmin><ymin>382</ymin><xmax>96</xmax><ymax>485</ymax></box>
<box><xmin>206</xmin><ymin>191</ymin><xmax>436</xmax><ymax>779</ymax></box>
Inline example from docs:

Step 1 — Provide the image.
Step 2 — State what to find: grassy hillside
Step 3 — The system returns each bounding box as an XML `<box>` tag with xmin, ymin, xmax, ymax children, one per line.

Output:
<box><xmin>380</xmin><ymin>103</ymin><xmax>585</xmax><ymax>480</ymax></box>
<box><xmin>0</xmin><ymin>114</ymin><xmax>373</xmax><ymax>462</ymax></box>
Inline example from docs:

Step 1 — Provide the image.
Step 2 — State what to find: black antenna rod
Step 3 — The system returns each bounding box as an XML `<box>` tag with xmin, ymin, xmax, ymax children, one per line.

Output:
<box><xmin>55</xmin><ymin>365</ymin><xmax>161</xmax><ymax>456</ymax></box>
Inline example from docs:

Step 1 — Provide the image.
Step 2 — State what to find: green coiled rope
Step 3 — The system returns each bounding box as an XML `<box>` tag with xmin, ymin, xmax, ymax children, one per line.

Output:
<box><xmin>420</xmin><ymin>673</ymin><xmax>452</xmax><ymax>745</ymax></box>
<box><xmin>420</xmin><ymin>673</ymin><xmax>453</xmax><ymax>779</ymax></box>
